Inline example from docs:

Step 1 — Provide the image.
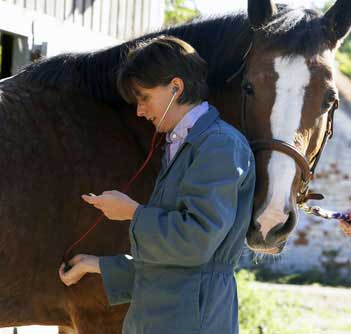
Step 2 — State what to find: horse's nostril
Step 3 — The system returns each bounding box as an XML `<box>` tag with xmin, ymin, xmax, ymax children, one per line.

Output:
<box><xmin>253</xmin><ymin>219</ymin><xmax>261</xmax><ymax>229</ymax></box>
<box><xmin>267</xmin><ymin>222</ymin><xmax>285</xmax><ymax>237</ymax></box>
<box><xmin>284</xmin><ymin>205</ymin><xmax>293</xmax><ymax>217</ymax></box>
<box><xmin>265</xmin><ymin>211</ymin><xmax>296</xmax><ymax>245</ymax></box>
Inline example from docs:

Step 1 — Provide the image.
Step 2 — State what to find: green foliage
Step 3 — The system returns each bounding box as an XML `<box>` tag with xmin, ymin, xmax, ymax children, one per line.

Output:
<box><xmin>339</xmin><ymin>36</ymin><xmax>351</xmax><ymax>54</ymax></box>
<box><xmin>164</xmin><ymin>0</ymin><xmax>200</xmax><ymax>26</ymax></box>
<box><xmin>253</xmin><ymin>267</ymin><xmax>351</xmax><ymax>287</ymax></box>
<box><xmin>236</xmin><ymin>270</ymin><xmax>300</xmax><ymax>334</ymax></box>
<box><xmin>236</xmin><ymin>269</ymin><xmax>351</xmax><ymax>333</ymax></box>
<box><xmin>337</xmin><ymin>49</ymin><xmax>351</xmax><ymax>78</ymax></box>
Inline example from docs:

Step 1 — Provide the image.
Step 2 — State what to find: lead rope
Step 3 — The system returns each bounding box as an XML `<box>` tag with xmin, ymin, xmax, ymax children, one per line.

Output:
<box><xmin>297</xmin><ymin>100</ymin><xmax>350</xmax><ymax>224</ymax></box>
<box><xmin>63</xmin><ymin>131</ymin><xmax>165</xmax><ymax>272</ymax></box>
<box><xmin>298</xmin><ymin>203</ymin><xmax>351</xmax><ymax>223</ymax></box>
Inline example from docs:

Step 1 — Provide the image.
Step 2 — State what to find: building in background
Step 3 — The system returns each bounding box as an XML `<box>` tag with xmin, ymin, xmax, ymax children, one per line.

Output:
<box><xmin>0</xmin><ymin>0</ymin><xmax>164</xmax><ymax>79</ymax></box>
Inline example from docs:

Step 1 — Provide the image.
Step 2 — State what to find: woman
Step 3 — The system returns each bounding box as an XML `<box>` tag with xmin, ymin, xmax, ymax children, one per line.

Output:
<box><xmin>59</xmin><ymin>35</ymin><xmax>256</xmax><ymax>334</ymax></box>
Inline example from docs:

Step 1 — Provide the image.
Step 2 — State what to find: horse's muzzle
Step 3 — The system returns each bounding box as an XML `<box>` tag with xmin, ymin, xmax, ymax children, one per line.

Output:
<box><xmin>246</xmin><ymin>210</ymin><xmax>296</xmax><ymax>254</ymax></box>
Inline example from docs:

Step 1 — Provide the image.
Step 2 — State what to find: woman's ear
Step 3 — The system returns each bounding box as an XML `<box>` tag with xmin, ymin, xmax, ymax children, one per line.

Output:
<box><xmin>170</xmin><ymin>77</ymin><xmax>184</xmax><ymax>96</ymax></box>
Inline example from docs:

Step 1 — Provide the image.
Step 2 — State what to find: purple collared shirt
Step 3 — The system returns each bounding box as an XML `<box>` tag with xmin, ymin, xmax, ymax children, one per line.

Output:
<box><xmin>165</xmin><ymin>101</ymin><xmax>209</xmax><ymax>165</ymax></box>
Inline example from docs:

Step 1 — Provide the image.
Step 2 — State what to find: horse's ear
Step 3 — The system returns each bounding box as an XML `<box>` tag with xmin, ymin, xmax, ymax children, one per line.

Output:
<box><xmin>248</xmin><ymin>0</ymin><xmax>277</xmax><ymax>29</ymax></box>
<box><xmin>322</xmin><ymin>0</ymin><xmax>351</xmax><ymax>48</ymax></box>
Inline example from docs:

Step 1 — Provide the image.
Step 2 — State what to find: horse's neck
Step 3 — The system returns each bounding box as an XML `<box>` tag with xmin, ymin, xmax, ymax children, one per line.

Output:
<box><xmin>207</xmin><ymin>75</ymin><xmax>243</xmax><ymax>130</ymax></box>
<box><xmin>18</xmin><ymin>14</ymin><xmax>252</xmax><ymax>113</ymax></box>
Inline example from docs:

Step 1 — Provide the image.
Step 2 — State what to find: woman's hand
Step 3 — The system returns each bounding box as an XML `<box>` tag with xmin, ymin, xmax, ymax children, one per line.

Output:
<box><xmin>81</xmin><ymin>190</ymin><xmax>140</xmax><ymax>221</ymax></box>
<box><xmin>339</xmin><ymin>210</ymin><xmax>351</xmax><ymax>237</ymax></box>
<box><xmin>58</xmin><ymin>254</ymin><xmax>100</xmax><ymax>286</ymax></box>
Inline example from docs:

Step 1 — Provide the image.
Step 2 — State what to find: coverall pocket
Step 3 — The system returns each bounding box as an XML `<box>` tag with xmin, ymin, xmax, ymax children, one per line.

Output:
<box><xmin>197</xmin><ymin>272</ymin><xmax>212</xmax><ymax>326</ymax></box>
<box><xmin>139</xmin><ymin>267</ymin><xmax>202</xmax><ymax>334</ymax></box>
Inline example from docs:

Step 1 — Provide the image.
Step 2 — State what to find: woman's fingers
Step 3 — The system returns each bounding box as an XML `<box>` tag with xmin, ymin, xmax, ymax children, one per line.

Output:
<box><xmin>68</xmin><ymin>254</ymin><xmax>85</xmax><ymax>266</ymax></box>
<box><xmin>58</xmin><ymin>263</ymin><xmax>66</xmax><ymax>277</ymax></box>
<box><xmin>58</xmin><ymin>254</ymin><xmax>87</xmax><ymax>286</ymax></box>
<box><xmin>58</xmin><ymin>261</ymin><xmax>87</xmax><ymax>286</ymax></box>
<box><xmin>81</xmin><ymin>194</ymin><xmax>104</xmax><ymax>211</ymax></box>
<box><xmin>339</xmin><ymin>220</ymin><xmax>351</xmax><ymax>236</ymax></box>
<box><xmin>81</xmin><ymin>194</ymin><xmax>99</xmax><ymax>204</ymax></box>
<box><xmin>58</xmin><ymin>263</ymin><xmax>73</xmax><ymax>286</ymax></box>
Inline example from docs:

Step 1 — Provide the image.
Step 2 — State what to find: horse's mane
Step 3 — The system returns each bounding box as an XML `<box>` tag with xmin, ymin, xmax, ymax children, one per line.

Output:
<box><xmin>13</xmin><ymin>13</ymin><xmax>250</xmax><ymax>106</ymax></box>
<box><xmin>16</xmin><ymin>4</ymin><xmax>325</xmax><ymax>107</ymax></box>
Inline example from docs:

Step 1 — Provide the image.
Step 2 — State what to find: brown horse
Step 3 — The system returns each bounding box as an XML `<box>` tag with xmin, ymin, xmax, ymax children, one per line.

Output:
<box><xmin>0</xmin><ymin>0</ymin><xmax>350</xmax><ymax>333</ymax></box>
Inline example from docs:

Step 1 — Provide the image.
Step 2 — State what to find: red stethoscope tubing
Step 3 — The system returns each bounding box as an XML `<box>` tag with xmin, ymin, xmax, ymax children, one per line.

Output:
<box><xmin>62</xmin><ymin>131</ymin><xmax>165</xmax><ymax>270</ymax></box>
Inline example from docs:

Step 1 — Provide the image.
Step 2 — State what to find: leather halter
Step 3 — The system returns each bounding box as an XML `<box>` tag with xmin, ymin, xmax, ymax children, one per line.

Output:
<box><xmin>226</xmin><ymin>42</ymin><xmax>339</xmax><ymax>205</ymax></box>
<box><xmin>240</xmin><ymin>84</ymin><xmax>339</xmax><ymax>205</ymax></box>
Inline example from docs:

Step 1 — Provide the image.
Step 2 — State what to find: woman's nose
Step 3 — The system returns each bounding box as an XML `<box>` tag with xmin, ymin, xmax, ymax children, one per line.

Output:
<box><xmin>136</xmin><ymin>104</ymin><xmax>146</xmax><ymax>117</ymax></box>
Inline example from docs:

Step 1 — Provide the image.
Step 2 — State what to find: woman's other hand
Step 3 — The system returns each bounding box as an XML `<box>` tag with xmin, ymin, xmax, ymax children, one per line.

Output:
<box><xmin>58</xmin><ymin>254</ymin><xmax>100</xmax><ymax>286</ymax></box>
<box><xmin>339</xmin><ymin>210</ymin><xmax>351</xmax><ymax>237</ymax></box>
<box><xmin>81</xmin><ymin>190</ymin><xmax>139</xmax><ymax>221</ymax></box>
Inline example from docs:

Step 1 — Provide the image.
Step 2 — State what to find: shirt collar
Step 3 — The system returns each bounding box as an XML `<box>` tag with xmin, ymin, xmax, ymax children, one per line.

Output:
<box><xmin>166</xmin><ymin>101</ymin><xmax>209</xmax><ymax>143</ymax></box>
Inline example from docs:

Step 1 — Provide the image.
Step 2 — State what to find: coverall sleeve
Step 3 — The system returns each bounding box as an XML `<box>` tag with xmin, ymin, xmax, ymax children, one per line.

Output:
<box><xmin>99</xmin><ymin>254</ymin><xmax>135</xmax><ymax>305</ymax></box>
<box><xmin>129</xmin><ymin>134</ymin><xmax>252</xmax><ymax>266</ymax></box>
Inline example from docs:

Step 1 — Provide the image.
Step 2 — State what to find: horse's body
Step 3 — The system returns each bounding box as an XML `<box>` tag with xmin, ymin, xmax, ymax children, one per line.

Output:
<box><xmin>0</xmin><ymin>1</ymin><xmax>350</xmax><ymax>333</ymax></box>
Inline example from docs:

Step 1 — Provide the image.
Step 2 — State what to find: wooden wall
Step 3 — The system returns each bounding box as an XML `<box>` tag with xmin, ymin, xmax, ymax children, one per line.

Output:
<box><xmin>1</xmin><ymin>0</ymin><xmax>162</xmax><ymax>39</ymax></box>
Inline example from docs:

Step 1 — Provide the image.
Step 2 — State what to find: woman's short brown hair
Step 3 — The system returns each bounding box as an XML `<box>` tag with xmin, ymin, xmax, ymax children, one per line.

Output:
<box><xmin>117</xmin><ymin>35</ymin><xmax>208</xmax><ymax>105</ymax></box>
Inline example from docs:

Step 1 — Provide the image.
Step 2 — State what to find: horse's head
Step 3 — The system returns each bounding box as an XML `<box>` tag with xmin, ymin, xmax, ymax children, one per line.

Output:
<box><xmin>244</xmin><ymin>0</ymin><xmax>351</xmax><ymax>254</ymax></box>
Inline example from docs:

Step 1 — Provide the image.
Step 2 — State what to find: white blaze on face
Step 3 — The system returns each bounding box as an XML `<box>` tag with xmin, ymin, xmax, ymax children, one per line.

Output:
<box><xmin>257</xmin><ymin>55</ymin><xmax>311</xmax><ymax>240</ymax></box>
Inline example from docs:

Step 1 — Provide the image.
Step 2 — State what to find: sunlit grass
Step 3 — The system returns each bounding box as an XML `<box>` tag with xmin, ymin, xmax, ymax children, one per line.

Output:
<box><xmin>237</xmin><ymin>269</ymin><xmax>351</xmax><ymax>334</ymax></box>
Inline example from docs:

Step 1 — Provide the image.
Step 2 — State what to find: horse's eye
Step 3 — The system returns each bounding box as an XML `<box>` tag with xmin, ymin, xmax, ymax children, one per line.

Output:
<box><xmin>322</xmin><ymin>98</ymin><xmax>335</xmax><ymax>110</ymax></box>
<box><xmin>322</xmin><ymin>90</ymin><xmax>337</xmax><ymax>110</ymax></box>
<box><xmin>242</xmin><ymin>82</ymin><xmax>255</xmax><ymax>96</ymax></box>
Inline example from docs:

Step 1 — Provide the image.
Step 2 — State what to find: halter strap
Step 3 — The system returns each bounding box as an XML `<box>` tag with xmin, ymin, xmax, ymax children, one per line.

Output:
<box><xmin>226</xmin><ymin>42</ymin><xmax>253</xmax><ymax>83</ymax></box>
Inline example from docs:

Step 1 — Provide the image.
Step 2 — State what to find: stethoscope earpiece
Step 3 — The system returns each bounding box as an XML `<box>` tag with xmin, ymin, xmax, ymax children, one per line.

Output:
<box><xmin>156</xmin><ymin>87</ymin><xmax>178</xmax><ymax>132</ymax></box>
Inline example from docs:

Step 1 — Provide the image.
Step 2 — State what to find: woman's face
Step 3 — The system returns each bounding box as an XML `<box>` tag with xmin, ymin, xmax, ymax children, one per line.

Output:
<box><xmin>133</xmin><ymin>83</ymin><xmax>178</xmax><ymax>133</ymax></box>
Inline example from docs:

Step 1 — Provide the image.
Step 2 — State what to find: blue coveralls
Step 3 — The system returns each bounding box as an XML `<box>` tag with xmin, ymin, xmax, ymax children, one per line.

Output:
<box><xmin>99</xmin><ymin>105</ymin><xmax>256</xmax><ymax>334</ymax></box>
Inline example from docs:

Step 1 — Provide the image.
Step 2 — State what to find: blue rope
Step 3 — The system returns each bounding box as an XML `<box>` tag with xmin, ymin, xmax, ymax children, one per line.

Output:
<box><xmin>299</xmin><ymin>203</ymin><xmax>351</xmax><ymax>224</ymax></box>
<box><xmin>332</xmin><ymin>212</ymin><xmax>351</xmax><ymax>224</ymax></box>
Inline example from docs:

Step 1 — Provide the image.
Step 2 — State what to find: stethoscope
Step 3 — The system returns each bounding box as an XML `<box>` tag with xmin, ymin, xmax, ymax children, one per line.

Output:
<box><xmin>156</xmin><ymin>86</ymin><xmax>178</xmax><ymax>131</ymax></box>
<box><xmin>63</xmin><ymin>86</ymin><xmax>179</xmax><ymax>272</ymax></box>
